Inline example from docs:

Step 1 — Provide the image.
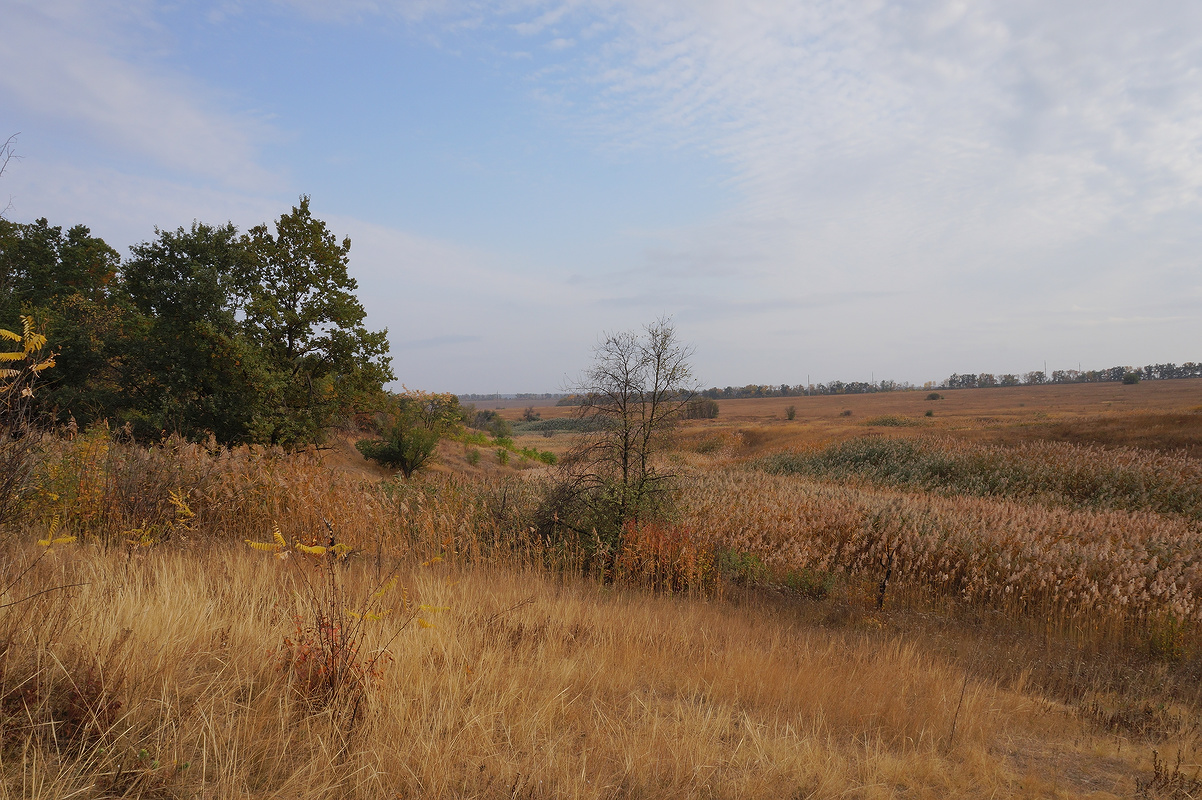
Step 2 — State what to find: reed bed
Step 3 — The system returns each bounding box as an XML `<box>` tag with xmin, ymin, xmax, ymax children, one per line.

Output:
<box><xmin>680</xmin><ymin>468</ymin><xmax>1202</xmax><ymax>643</ymax></box>
<box><xmin>761</xmin><ymin>436</ymin><xmax>1202</xmax><ymax>518</ymax></box>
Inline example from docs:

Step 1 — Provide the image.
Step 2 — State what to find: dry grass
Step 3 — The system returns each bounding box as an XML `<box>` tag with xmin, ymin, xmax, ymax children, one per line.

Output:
<box><xmin>0</xmin><ymin>542</ymin><xmax>1153</xmax><ymax>799</ymax></box>
<box><xmin>5</xmin><ymin>381</ymin><xmax>1202</xmax><ymax>797</ymax></box>
<box><xmin>659</xmin><ymin>379</ymin><xmax>1202</xmax><ymax>459</ymax></box>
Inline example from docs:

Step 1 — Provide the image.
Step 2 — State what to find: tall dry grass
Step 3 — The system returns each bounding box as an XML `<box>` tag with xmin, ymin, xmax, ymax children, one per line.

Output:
<box><xmin>0</xmin><ymin>541</ymin><xmax>1128</xmax><ymax>799</ymax></box>
<box><xmin>680</xmin><ymin>467</ymin><xmax>1202</xmax><ymax>646</ymax></box>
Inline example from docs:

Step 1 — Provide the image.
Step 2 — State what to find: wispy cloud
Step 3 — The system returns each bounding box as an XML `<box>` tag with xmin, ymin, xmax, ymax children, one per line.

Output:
<box><xmin>0</xmin><ymin>0</ymin><xmax>278</xmax><ymax>191</ymax></box>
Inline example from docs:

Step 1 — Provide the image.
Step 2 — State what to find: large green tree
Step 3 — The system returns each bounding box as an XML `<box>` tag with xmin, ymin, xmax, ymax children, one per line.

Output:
<box><xmin>0</xmin><ymin>199</ymin><xmax>392</xmax><ymax>445</ymax></box>
<box><xmin>0</xmin><ymin>218</ymin><xmax>127</xmax><ymax>424</ymax></box>
<box><xmin>121</xmin><ymin>221</ymin><xmax>267</xmax><ymax>441</ymax></box>
<box><xmin>242</xmin><ymin>196</ymin><xmax>393</xmax><ymax>444</ymax></box>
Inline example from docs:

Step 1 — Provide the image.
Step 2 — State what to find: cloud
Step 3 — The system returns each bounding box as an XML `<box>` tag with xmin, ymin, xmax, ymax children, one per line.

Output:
<box><xmin>396</xmin><ymin>334</ymin><xmax>484</xmax><ymax>348</ymax></box>
<box><xmin>0</xmin><ymin>0</ymin><xmax>278</xmax><ymax>191</ymax></box>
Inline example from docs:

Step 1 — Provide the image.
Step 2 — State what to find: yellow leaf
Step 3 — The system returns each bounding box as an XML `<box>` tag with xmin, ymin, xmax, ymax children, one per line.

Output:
<box><xmin>0</xmin><ymin>328</ymin><xmax>19</xmax><ymax>342</ymax></box>
<box><xmin>246</xmin><ymin>539</ymin><xmax>282</xmax><ymax>552</ymax></box>
<box><xmin>273</xmin><ymin>527</ymin><xmax>287</xmax><ymax>548</ymax></box>
<box><xmin>0</xmin><ymin>352</ymin><xmax>23</xmax><ymax>362</ymax></box>
<box><xmin>417</xmin><ymin>618</ymin><xmax>436</xmax><ymax>629</ymax></box>
<box><xmin>296</xmin><ymin>544</ymin><xmax>327</xmax><ymax>556</ymax></box>
<box><xmin>372</xmin><ymin>578</ymin><xmax>398</xmax><ymax>599</ymax></box>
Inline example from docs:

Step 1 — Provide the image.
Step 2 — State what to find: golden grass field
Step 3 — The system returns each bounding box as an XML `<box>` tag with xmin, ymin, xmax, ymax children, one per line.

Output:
<box><xmin>3</xmin><ymin>379</ymin><xmax>1202</xmax><ymax>798</ymax></box>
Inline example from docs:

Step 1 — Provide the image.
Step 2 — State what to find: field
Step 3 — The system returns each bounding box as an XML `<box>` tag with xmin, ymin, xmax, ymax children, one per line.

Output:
<box><xmin>3</xmin><ymin>379</ymin><xmax>1202</xmax><ymax>798</ymax></box>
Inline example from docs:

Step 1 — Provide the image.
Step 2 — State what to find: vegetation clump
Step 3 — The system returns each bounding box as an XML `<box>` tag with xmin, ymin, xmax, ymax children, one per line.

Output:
<box><xmin>540</xmin><ymin>318</ymin><xmax>696</xmax><ymax>560</ymax></box>
<box><xmin>356</xmin><ymin>391</ymin><xmax>462</xmax><ymax>478</ymax></box>
<box><xmin>759</xmin><ymin>436</ymin><xmax>1202</xmax><ymax>519</ymax></box>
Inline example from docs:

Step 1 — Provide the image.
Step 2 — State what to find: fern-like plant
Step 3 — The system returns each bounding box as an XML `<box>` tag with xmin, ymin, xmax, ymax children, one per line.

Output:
<box><xmin>0</xmin><ymin>316</ymin><xmax>54</xmax><ymax>527</ymax></box>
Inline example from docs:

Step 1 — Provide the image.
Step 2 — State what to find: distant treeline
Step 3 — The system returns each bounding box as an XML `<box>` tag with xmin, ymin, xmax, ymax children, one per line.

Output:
<box><xmin>460</xmin><ymin>393</ymin><xmax>564</xmax><ymax>401</ymax></box>
<box><xmin>941</xmin><ymin>362</ymin><xmax>1201</xmax><ymax>389</ymax></box>
<box><xmin>551</xmin><ymin>361</ymin><xmax>1202</xmax><ymax>404</ymax></box>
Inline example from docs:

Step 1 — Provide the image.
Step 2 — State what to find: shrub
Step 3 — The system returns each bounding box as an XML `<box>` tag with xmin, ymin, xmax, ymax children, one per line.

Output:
<box><xmin>865</xmin><ymin>415</ymin><xmax>922</xmax><ymax>427</ymax></box>
<box><xmin>926</xmin><ymin>392</ymin><xmax>943</xmax><ymax>400</ymax></box>
<box><xmin>1123</xmin><ymin>371</ymin><xmax>1142</xmax><ymax>385</ymax></box>
<box><xmin>615</xmin><ymin>521</ymin><xmax>717</xmax><ymax>595</ymax></box>
<box><xmin>466</xmin><ymin>448</ymin><xmax>480</xmax><ymax>466</ymax></box>
<box><xmin>839</xmin><ymin>410</ymin><xmax>852</xmax><ymax>417</ymax></box>
<box><xmin>357</xmin><ymin>391</ymin><xmax>462</xmax><ymax>478</ymax></box>
<box><xmin>785</xmin><ymin>405</ymin><xmax>796</xmax><ymax>421</ymax></box>
<box><xmin>925</xmin><ymin>409</ymin><xmax>934</xmax><ymax>417</ymax></box>
<box><xmin>684</xmin><ymin>397</ymin><xmax>719</xmax><ymax>420</ymax></box>
<box><xmin>0</xmin><ymin>316</ymin><xmax>55</xmax><ymax>528</ymax></box>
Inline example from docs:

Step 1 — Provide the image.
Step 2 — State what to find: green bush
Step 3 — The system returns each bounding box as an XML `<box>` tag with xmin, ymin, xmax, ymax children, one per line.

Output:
<box><xmin>782</xmin><ymin>568</ymin><xmax>839</xmax><ymax>600</ymax></box>
<box><xmin>864</xmin><ymin>414</ymin><xmax>922</xmax><ymax>427</ymax></box>
<box><xmin>716</xmin><ymin>548</ymin><xmax>770</xmax><ymax>585</ymax></box>
<box><xmin>356</xmin><ymin>391</ymin><xmax>461</xmax><ymax>478</ymax></box>
<box><xmin>684</xmin><ymin>397</ymin><xmax>720</xmax><ymax>419</ymax></box>
<box><xmin>785</xmin><ymin>405</ymin><xmax>796</xmax><ymax>421</ymax></box>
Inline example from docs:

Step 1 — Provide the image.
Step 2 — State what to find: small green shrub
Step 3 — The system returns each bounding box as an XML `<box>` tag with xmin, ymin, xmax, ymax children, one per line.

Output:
<box><xmin>684</xmin><ymin>397</ymin><xmax>720</xmax><ymax>419</ymax></box>
<box><xmin>1123</xmin><ymin>372</ymin><xmax>1141</xmax><ymax>385</ymax></box>
<box><xmin>926</xmin><ymin>392</ymin><xmax>943</xmax><ymax>401</ymax></box>
<box><xmin>466</xmin><ymin>448</ymin><xmax>481</xmax><ymax>466</ymax></box>
<box><xmin>839</xmin><ymin>410</ymin><xmax>852</xmax><ymax>417</ymax></box>
<box><xmin>716</xmin><ymin>548</ymin><xmax>769</xmax><ymax>585</ymax></box>
<box><xmin>865</xmin><ymin>414</ymin><xmax>922</xmax><ymax>427</ymax></box>
<box><xmin>785</xmin><ymin>405</ymin><xmax>796</xmax><ymax>420</ymax></box>
<box><xmin>496</xmin><ymin>449</ymin><xmax>509</xmax><ymax>466</ymax></box>
<box><xmin>924</xmin><ymin>409</ymin><xmax>934</xmax><ymax>417</ymax></box>
<box><xmin>782</xmin><ymin>568</ymin><xmax>839</xmax><ymax>600</ymax></box>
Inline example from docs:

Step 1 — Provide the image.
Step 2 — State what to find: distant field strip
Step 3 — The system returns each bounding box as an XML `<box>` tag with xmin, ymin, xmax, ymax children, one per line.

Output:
<box><xmin>759</xmin><ymin>437</ymin><xmax>1202</xmax><ymax>519</ymax></box>
<box><xmin>681</xmin><ymin>468</ymin><xmax>1202</xmax><ymax>624</ymax></box>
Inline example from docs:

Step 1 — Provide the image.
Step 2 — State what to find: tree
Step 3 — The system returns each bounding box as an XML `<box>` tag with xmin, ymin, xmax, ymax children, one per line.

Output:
<box><xmin>544</xmin><ymin>318</ymin><xmax>697</xmax><ymax>549</ymax></box>
<box><xmin>243</xmin><ymin>197</ymin><xmax>393</xmax><ymax>444</ymax></box>
<box><xmin>0</xmin><ymin>134</ymin><xmax>17</xmax><ymax>220</ymax></box>
<box><xmin>121</xmin><ymin>221</ymin><xmax>267</xmax><ymax>441</ymax></box>
<box><xmin>356</xmin><ymin>391</ymin><xmax>462</xmax><ymax>478</ymax></box>
<box><xmin>0</xmin><ymin>217</ymin><xmax>125</xmax><ymax>425</ymax></box>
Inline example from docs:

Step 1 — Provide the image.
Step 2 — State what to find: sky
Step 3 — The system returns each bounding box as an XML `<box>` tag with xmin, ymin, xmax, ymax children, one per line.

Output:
<box><xmin>2</xmin><ymin>0</ymin><xmax>1201</xmax><ymax>393</ymax></box>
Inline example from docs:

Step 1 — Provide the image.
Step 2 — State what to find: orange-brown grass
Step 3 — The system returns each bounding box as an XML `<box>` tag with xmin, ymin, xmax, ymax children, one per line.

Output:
<box><xmin>0</xmin><ymin>542</ymin><xmax>1152</xmax><ymax>799</ymax></box>
<box><xmin>983</xmin><ymin>411</ymin><xmax>1202</xmax><ymax>458</ymax></box>
<box><xmin>22</xmin><ymin>428</ymin><xmax>499</xmax><ymax>561</ymax></box>
<box><xmin>676</xmin><ymin>379</ymin><xmax>1202</xmax><ymax>459</ymax></box>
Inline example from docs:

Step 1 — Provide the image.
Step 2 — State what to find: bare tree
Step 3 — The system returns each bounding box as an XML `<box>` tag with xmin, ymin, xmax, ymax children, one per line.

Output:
<box><xmin>0</xmin><ymin>134</ymin><xmax>18</xmax><ymax>219</ymax></box>
<box><xmin>545</xmin><ymin>318</ymin><xmax>697</xmax><ymax>549</ymax></box>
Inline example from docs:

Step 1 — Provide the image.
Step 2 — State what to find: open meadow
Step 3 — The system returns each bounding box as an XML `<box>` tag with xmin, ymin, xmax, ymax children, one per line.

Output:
<box><xmin>3</xmin><ymin>379</ymin><xmax>1202</xmax><ymax>798</ymax></box>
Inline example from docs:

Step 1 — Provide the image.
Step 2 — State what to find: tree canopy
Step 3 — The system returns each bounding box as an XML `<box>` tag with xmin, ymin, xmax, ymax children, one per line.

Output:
<box><xmin>0</xmin><ymin>199</ymin><xmax>394</xmax><ymax>445</ymax></box>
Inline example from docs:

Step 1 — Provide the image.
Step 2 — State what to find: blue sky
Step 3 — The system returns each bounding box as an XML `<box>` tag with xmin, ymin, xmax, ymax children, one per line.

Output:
<box><xmin>3</xmin><ymin>1</ymin><xmax>1201</xmax><ymax>392</ymax></box>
